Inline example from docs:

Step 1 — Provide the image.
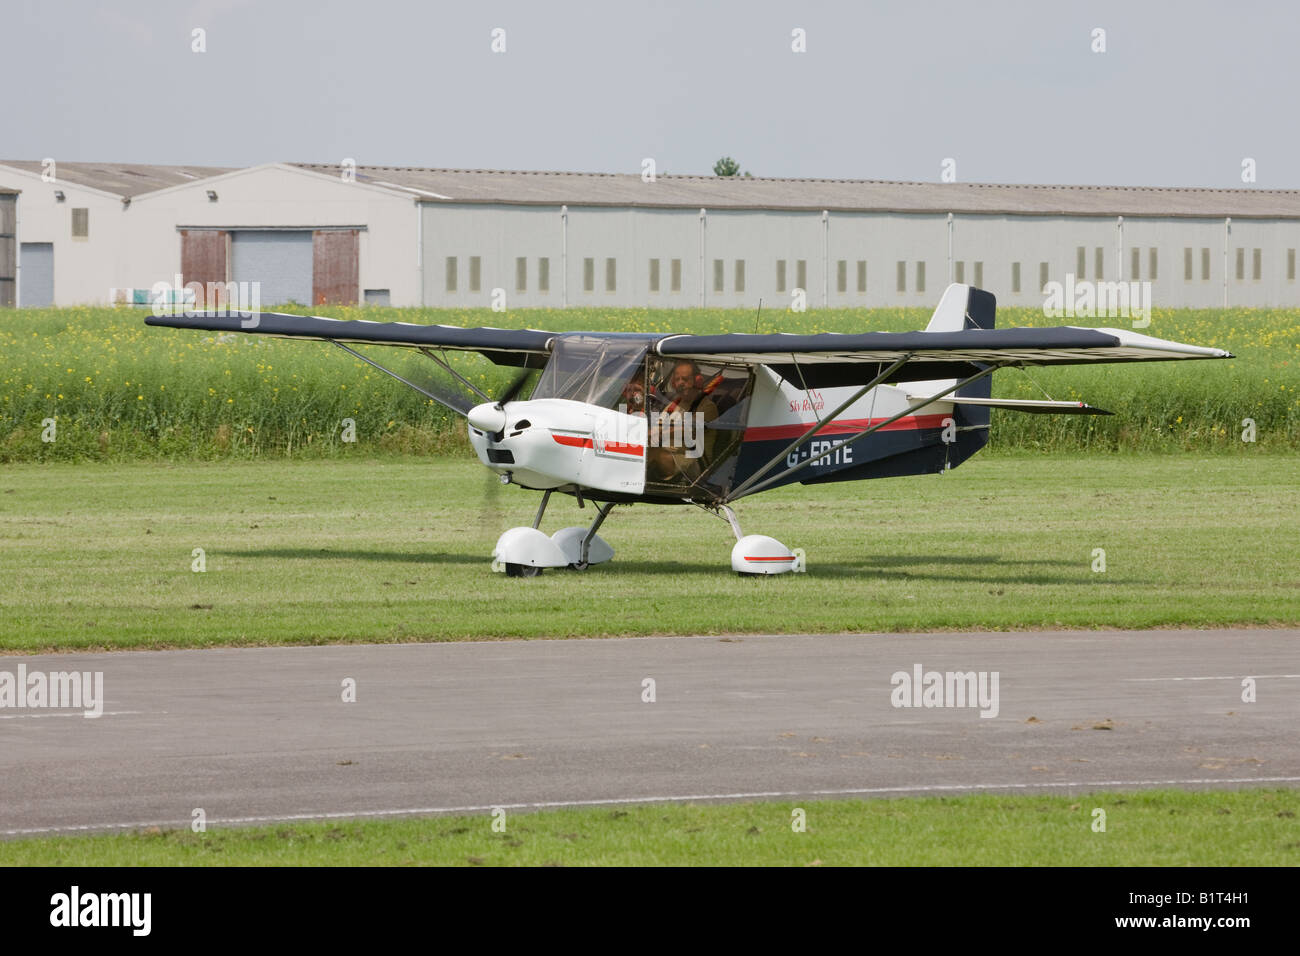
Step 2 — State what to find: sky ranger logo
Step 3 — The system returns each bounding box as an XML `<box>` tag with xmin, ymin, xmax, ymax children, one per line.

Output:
<box><xmin>0</xmin><ymin>665</ymin><xmax>104</xmax><ymax>718</ymax></box>
<box><xmin>788</xmin><ymin>388</ymin><xmax>825</xmax><ymax>414</ymax></box>
<box><xmin>50</xmin><ymin>886</ymin><xmax>151</xmax><ymax>936</ymax></box>
<box><xmin>1042</xmin><ymin>273</ymin><xmax>1152</xmax><ymax>328</ymax></box>
<box><xmin>890</xmin><ymin>664</ymin><xmax>1000</xmax><ymax>718</ymax></box>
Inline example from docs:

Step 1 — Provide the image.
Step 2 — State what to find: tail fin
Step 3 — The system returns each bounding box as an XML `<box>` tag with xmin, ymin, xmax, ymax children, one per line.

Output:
<box><xmin>925</xmin><ymin>282</ymin><xmax>973</xmax><ymax>333</ymax></box>
<box><xmin>908</xmin><ymin>283</ymin><xmax>997</xmax><ymax>396</ymax></box>
<box><xmin>908</xmin><ymin>283</ymin><xmax>996</xmax><ymax>469</ymax></box>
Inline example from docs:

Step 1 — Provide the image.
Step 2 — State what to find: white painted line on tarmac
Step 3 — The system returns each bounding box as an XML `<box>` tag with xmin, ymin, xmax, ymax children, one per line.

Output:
<box><xmin>7</xmin><ymin>775</ymin><xmax>1300</xmax><ymax>838</ymax></box>
<box><xmin>1124</xmin><ymin>675</ymin><xmax>1300</xmax><ymax>682</ymax></box>
<box><xmin>0</xmin><ymin>710</ymin><xmax>154</xmax><ymax>720</ymax></box>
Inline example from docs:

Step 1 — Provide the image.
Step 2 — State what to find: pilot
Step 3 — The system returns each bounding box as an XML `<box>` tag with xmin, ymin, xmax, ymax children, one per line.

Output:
<box><xmin>647</xmin><ymin>360</ymin><xmax>719</xmax><ymax>483</ymax></box>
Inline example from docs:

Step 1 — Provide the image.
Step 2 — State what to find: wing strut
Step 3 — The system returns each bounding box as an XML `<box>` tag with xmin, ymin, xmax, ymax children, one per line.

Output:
<box><xmin>725</xmin><ymin>362</ymin><xmax>1005</xmax><ymax>502</ymax></box>
<box><xmin>725</xmin><ymin>355</ymin><xmax>911</xmax><ymax>501</ymax></box>
<box><xmin>420</xmin><ymin>348</ymin><xmax>493</xmax><ymax>403</ymax></box>
<box><xmin>332</xmin><ymin>342</ymin><xmax>471</xmax><ymax>417</ymax></box>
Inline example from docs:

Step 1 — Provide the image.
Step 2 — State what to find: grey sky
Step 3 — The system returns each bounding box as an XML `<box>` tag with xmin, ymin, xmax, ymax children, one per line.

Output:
<box><xmin>6</xmin><ymin>0</ymin><xmax>1299</xmax><ymax>188</ymax></box>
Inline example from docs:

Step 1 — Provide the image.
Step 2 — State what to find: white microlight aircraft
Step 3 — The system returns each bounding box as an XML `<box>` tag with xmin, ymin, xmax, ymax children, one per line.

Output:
<box><xmin>146</xmin><ymin>284</ymin><xmax>1231</xmax><ymax>576</ymax></box>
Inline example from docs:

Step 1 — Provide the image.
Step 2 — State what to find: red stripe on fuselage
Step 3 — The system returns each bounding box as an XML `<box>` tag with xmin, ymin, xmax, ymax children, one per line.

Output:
<box><xmin>744</xmin><ymin>555</ymin><xmax>794</xmax><ymax>562</ymax></box>
<box><xmin>743</xmin><ymin>413</ymin><xmax>950</xmax><ymax>442</ymax></box>
<box><xmin>550</xmin><ymin>434</ymin><xmax>644</xmax><ymax>457</ymax></box>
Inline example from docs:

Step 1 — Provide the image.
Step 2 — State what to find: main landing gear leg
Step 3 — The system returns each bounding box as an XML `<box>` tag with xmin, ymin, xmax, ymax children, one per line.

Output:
<box><xmin>719</xmin><ymin>504</ymin><xmax>744</xmax><ymax>541</ymax></box>
<box><xmin>573</xmin><ymin>503</ymin><xmax>615</xmax><ymax>570</ymax></box>
<box><xmin>532</xmin><ymin>489</ymin><xmax>552</xmax><ymax>530</ymax></box>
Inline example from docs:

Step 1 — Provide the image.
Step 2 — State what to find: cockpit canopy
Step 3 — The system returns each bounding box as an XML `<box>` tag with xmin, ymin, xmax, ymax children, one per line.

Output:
<box><xmin>530</xmin><ymin>334</ymin><xmax>653</xmax><ymax>409</ymax></box>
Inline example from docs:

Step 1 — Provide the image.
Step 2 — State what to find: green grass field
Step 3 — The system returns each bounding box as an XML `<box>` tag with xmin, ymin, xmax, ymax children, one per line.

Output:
<box><xmin>2</xmin><ymin>305</ymin><xmax>1296</xmax><ymax>461</ymax></box>
<box><xmin>2</xmin><ymin>789</ymin><xmax>1295</xmax><ymax>865</ymax></box>
<box><xmin>2</xmin><ymin>452</ymin><xmax>1295</xmax><ymax>651</ymax></box>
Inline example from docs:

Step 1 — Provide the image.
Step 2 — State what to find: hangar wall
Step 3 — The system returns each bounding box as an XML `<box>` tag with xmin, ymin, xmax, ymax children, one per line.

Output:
<box><xmin>127</xmin><ymin>165</ymin><xmax>418</xmax><ymax>307</ymax></box>
<box><xmin>418</xmin><ymin>202</ymin><xmax>1300</xmax><ymax>311</ymax></box>
<box><xmin>0</xmin><ymin>167</ymin><xmax>129</xmax><ymax>305</ymax></box>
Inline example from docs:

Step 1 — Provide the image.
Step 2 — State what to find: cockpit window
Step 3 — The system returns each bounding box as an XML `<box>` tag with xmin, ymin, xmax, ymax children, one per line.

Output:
<box><xmin>531</xmin><ymin>335</ymin><xmax>651</xmax><ymax>409</ymax></box>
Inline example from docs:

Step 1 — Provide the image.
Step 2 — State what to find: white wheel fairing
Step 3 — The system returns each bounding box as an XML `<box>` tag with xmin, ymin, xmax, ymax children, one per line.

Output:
<box><xmin>491</xmin><ymin>526</ymin><xmax>570</xmax><ymax>571</ymax></box>
<box><xmin>550</xmin><ymin>527</ymin><xmax>615</xmax><ymax>566</ymax></box>
<box><xmin>731</xmin><ymin>534</ymin><xmax>800</xmax><ymax>575</ymax></box>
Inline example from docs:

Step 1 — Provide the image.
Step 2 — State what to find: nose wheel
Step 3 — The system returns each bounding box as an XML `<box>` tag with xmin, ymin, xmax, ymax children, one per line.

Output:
<box><xmin>505</xmin><ymin>563</ymin><xmax>542</xmax><ymax>578</ymax></box>
<box><xmin>492</xmin><ymin>498</ymin><xmax>616</xmax><ymax>575</ymax></box>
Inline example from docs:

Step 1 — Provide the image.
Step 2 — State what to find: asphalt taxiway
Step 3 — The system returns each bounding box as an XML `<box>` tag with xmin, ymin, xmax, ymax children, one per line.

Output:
<box><xmin>1</xmin><ymin>629</ymin><xmax>1296</xmax><ymax>836</ymax></box>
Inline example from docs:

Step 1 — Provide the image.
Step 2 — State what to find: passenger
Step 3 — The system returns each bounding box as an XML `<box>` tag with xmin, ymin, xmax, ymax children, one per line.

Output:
<box><xmin>647</xmin><ymin>360</ymin><xmax>719</xmax><ymax>483</ymax></box>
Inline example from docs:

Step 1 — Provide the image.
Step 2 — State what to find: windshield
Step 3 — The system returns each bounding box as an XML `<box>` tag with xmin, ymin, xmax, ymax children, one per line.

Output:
<box><xmin>531</xmin><ymin>334</ymin><xmax>651</xmax><ymax>409</ymax></box>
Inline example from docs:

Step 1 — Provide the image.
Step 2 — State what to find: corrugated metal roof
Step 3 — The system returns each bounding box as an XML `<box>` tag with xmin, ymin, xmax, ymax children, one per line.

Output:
<box><xmin>3</xmin><ymin>160</ymin><xmax>1297</xmax><ymax>218</ymax></box>
<box><xmin>291</xmin><ymin>163</ymin><xmax>1300</xmax><ymax>219</ymax></box>
<box><xmin>0</xmin><ymin>161</ymin><xmax>234</xmax><ymax>198</ymax></box>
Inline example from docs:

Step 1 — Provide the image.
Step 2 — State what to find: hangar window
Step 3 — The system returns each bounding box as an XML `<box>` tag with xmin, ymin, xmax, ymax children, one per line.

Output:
<box><xmin>1235</xmin><ymin>248</ymin><xmax>1244</xmax><ymax>281</ymax></box>
<box><xmin>1094</xmin><ymin>247</ymin><xmax>1104</xmax><ymax>280</ymax></box>
<box><xmin>1201</xmin><ymin>248</ymin><xmax>1210</xmax><ymax>280</ymax></box>
<box><xmin>856</xmin><ymin>260</ymin><xmax>867</xmax><ymax>293</ymax></box>
<box><xmin>896</xmin><ymin>260</ymin><xmax>906</xmax><ymax>293</ymax></box>
<box><xmin>445</xmin><ymin>256</ymin><xmax>457</xmax><ymax>293</ymax></box>
<box><xmin>583</xmin><ymin>257</ymin><xmax>594</xmax><ymax>292</ymax></box>
<box><xmin>605</xmin><ymin>257</ymin><xmax>617</xmax><ymax>292</ymax></box>
<box><xmin>836</xmin><ymin>259</ymin><xmax>846</xmax><ymax>293</ymax></box>
<box><xmin>1253</xmin><ymin>248</ymin><xmax>1261</xmax><ymax>280</ymax></box>
<box><xmin>1011</xmin><ymin>261</ymin><xmax>1021</xmax><ymax>293</ymax></box>
<box><xmin>796</xmin><ymin>259</ymin><xmax>807</xmax><ymax>292</ymax></box>
<box><xmin>713</xmin><ymin>258</ymin><xmax>724</xmax><ymax>293</ymax></box>
<box><xmin>1076</xmin><ymin>246</ymin><xmax>1086</xmax><ymax>280</ymax></box>
<box><xmin>670</xmin><ymin>258</ymin><xmax>681</xmax><ymax>292</ymax></box>
<box><xmin>1184</xmin><ymin>248</ymin><xmax>1193</xmax><ymax>280</ymax></box>
<box><xmin>649</xmin><ymin>258</ymin><xmax>660</xmax><ymax>293</ymax></box>
<box><xmin>1039</xmin><ymin>262</ymin><xmax>1048</xmax><ymax>292</ymax></box>
<box><xmin>954</xmin><ymin>261</ymin><xmax>964</xmax><ymax>283</ymax></box>
<box><xmin>469</xmin><ymin>256</ymin><xmax>481</xmax><ymax>292</ymax></box>
<box><xmin>776</xmin><ymin>260</ymin><xmax>787</xmax><ymax>293</ymax></box>
<box><xmin>516</xmin><ymin>257</ymin><xmax>527</xmax><ymax>292</ymax></box>
<box><xmin>1149</xmin><ymin>248</ymin><xmax>1158</xmax><ymax>280</ymax></box>
<box><xmin>1288</xmin><ymin>249</ymin><xmax>1296</xmax><ymax>281</ymax></box>
<box><xmin>71</xmin><ymin>207</ymin><xmax>89</xmax><ymax>238</ymax></box>
<box><xmin>915</xmin><ymin>261</ymin><xmax>925</xmax><ymax>293</ymax></box>
<box><xmin>1131</xmin><ymin>248</ymin><xmax>1140</xmax><ymax>280</ymax></box>
<box><xmin>538</xmin><ymin>257</ymin><xmax>550</xmax><ymax>293</ymax></box>
<box><xmin>735</xmin><ymin>259</ymin><xmax>745</xmax><ymax>293</ymax></box>
<box><xmin>973</xmin><ymin>261</ymin><xmax>983</xmax><ymax>288</ymax></box>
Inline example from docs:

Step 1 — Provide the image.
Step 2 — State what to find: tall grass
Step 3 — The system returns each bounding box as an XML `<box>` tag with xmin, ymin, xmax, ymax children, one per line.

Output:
<box><xmin>1</xmin><ymin>305</ymin><xmax>1295</xmax><ymax>461</ymax></box>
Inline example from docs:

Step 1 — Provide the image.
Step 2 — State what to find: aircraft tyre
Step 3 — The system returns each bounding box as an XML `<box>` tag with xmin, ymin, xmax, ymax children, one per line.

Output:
<box><xmin>505</xmin><ymin>563</ymin><xmax>542</xmax><ymax>578</ymax></box>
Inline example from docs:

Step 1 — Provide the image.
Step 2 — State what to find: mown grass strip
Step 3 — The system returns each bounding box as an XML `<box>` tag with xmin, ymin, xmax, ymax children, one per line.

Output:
<box><xmin>2</xmin><ymin>453</ymin><xmax>1296</xmax><ymax>651</ymax></box>
<box><xmin>2</xmin><ymin>789</ymin><xmax>1295</xmax><ymax>865</ymax></box>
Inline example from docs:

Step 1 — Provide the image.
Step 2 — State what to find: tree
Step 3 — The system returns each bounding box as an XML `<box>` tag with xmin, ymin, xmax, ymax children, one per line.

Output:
<box><xmin>713</xmin><ymin>156</ymin><xmax>741</xmax><ymax>177</ymax></box>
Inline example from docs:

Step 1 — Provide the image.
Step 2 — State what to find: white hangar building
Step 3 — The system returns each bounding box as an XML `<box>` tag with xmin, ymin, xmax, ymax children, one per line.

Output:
<box><xmin>2</xmin><ymin>159</ymin><xmax>1300</xmax><ymax>310</ymax></box>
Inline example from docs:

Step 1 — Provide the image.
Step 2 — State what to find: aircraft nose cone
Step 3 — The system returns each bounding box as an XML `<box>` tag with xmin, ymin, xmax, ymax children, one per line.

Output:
<box><xmin>468</xmin><ymin>403</ymin><xmax>507</xmax><ymax>434</ymax></box>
